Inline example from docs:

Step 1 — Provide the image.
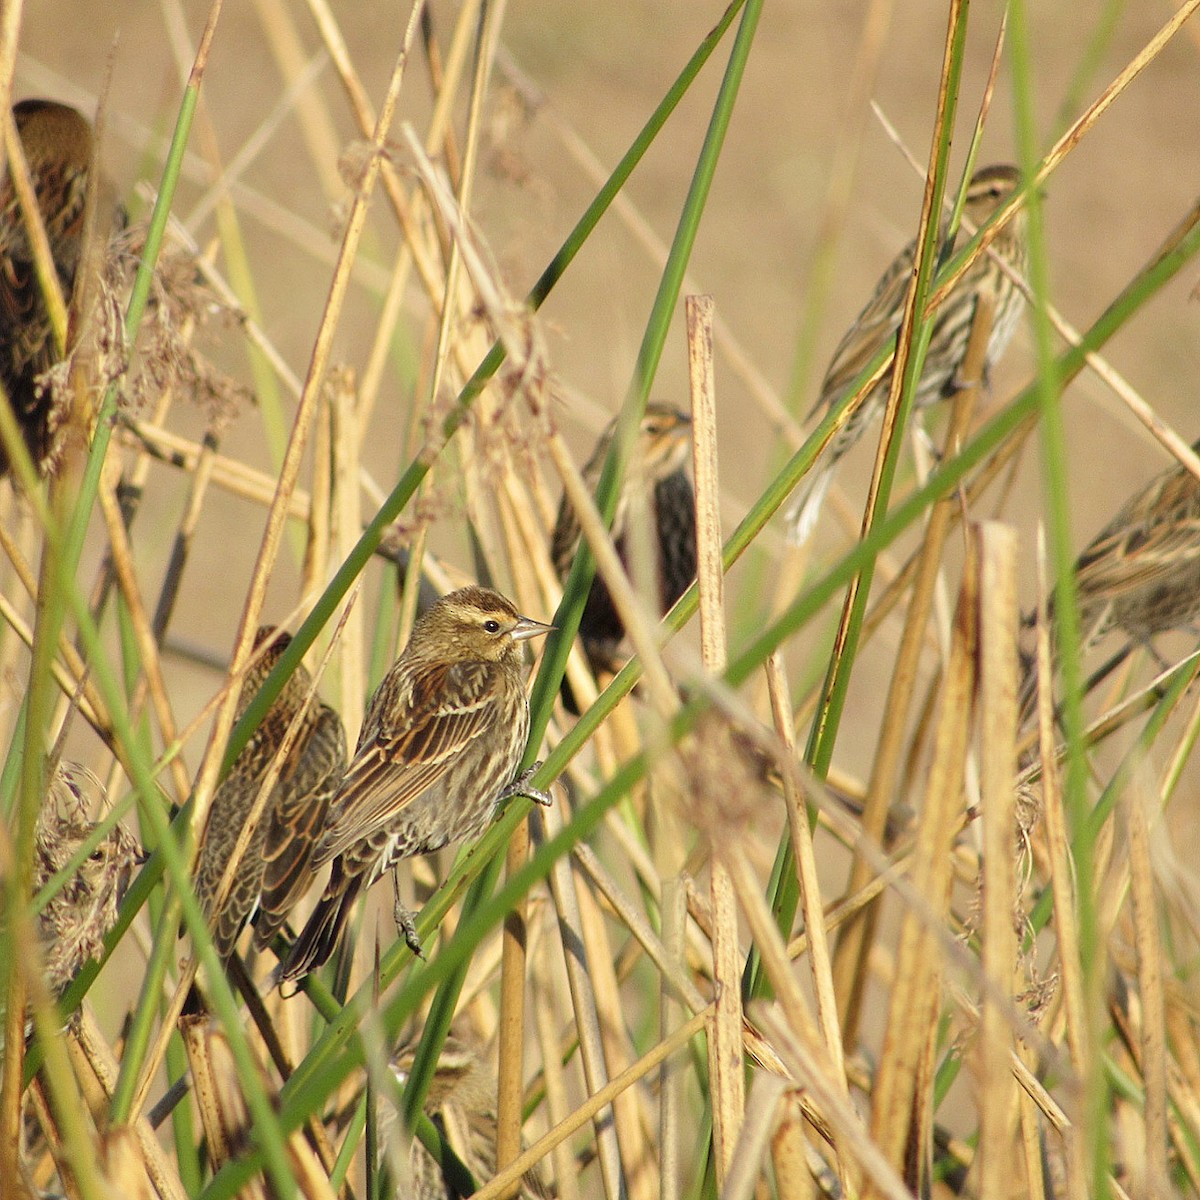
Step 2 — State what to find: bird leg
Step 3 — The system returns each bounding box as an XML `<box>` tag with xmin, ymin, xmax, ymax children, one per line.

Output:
<box><xmin>391</xmin><ymin>871</ymin><xmax>425</xmax><ymax>959</ymax></box>
<box><xmin>498</xmin><ymin>762</ymin><xmax>553</xmax><ymax>808</ymax></box>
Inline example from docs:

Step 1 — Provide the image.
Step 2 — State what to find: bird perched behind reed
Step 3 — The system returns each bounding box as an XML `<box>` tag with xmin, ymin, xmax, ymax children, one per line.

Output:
<box><xmin>279</xmin><ymin>586</ymin><xmax>552</xmax><ymax>982</ymax></box>
<box><xmin>192</xmin><ymin>627</ymin><xmax>347</xmax><ymax>960</ymax></box>
<box><xmin>0</xmin><ymin>99</ymin><xmax>122</xmax><ymax>477</ymax></box>
<box><xmin>385</xmin><ymin>1033</ymin><xmax>553</xmax><ymax>1199</ymax></box>
<box><xmin>550</xmin><ymin>402</ymin><xmax>696</xmax><ymax>711</ymax></box>
<box><xmin>786</xmin><ymin>164</ymin><xmax>1028</xmax><ymax>544</ymax></box>
<box><xmin>1019</xmin><ymin>440</ymin><xmax>1200</xmax><ymax>723</ymax></box>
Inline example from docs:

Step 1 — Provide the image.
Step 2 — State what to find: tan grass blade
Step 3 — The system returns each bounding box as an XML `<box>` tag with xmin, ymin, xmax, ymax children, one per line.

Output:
<box><xmin>974</xmin><ymin>521</ymin><xmax>1020</xmax><ymax>1199</ymax></box>
<box><xmin>866</xmin><ymin>526</ymin><xmax>977</xmax><ymax>1196</ymax></box>
<box><xmin>687</xmin><ymin>294</ymin><xmax>745</xmax><ymax>1184</ymax></box>
<box><xmin>181</xmin><ymin>1013</ymin><xmax>336</xmax><ymax>1200</ymax></box>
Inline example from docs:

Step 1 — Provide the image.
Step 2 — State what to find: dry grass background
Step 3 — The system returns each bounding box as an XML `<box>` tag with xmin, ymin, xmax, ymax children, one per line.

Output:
<box><xmin>7</xmin><ymin>1</ymin><xmax>1200</xmax><ymax>1198</ymax></box>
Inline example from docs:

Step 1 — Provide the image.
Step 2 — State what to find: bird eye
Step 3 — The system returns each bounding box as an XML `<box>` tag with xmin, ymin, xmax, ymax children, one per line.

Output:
<box><xmin>483</xmin><ymin>619</ymin><xmax>502</xmax><ymax>634</ymax></box>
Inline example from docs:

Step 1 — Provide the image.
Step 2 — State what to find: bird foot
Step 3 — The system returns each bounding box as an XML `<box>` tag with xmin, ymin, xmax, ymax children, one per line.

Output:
<box><xmin>499</xmin><ymin>763</ymin><xmax>553</xmax><ymax>808</ymax></box>
<box><xmin>393</xmin><ymin>903</ymin><xmax>426</xmax><ymax>959</ymax></box>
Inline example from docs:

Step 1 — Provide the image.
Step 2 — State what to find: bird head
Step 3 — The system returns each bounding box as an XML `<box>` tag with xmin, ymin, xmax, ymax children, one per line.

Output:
<box><xmin>638</xmin><ymin>401</ymin><xmax>692</xmax><ymax>479</ymax></box>
<box><xmin>964</xmin><ymin>163</ymin><xmax>1023</xmax><ymax>227</ymax></box>
<box><xmin>410</xmin><ymin>586</ymin><xmax>553</xmax><ymax>666</ymax></box>
<box><xmin>237</xmin><ymin>626</ymin><xmax>313</xmax><ymax>717</ymax></box>
<box><xmin>13</xmin><ymin>99</ymin><xmax>94</xmax><ymax>174</ymax></box>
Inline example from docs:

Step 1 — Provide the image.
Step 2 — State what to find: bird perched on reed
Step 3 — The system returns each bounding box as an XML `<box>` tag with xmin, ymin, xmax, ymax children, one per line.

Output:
<box><xmin>1019</xmin><ymin>441</ymin><xmax>1200</xmax><ymax>722</ymax></box>
<box><xmin>192</xmin><ymin>627</ymin><xmax>347</xmax><ymax>960</ymax></box>
<box><xmin>0</xmin><ymin>99</ymin><xmax>122</xmax><ymax>477</ymax></box>
<box><xmin>550</xmin><ymin>402</ymin><xmax>696</xmax><ymax>711</ymax></box>
<box><xmin>786</xmin><ymin>164</ymin><xmax>1028</xmax><ymax>544</ymax></box>
<box><xmin>279</xmin><ymin>587</ymin><xmax>552</xmax><ymax>982</ymax></box>
<box><xmin>385</xmin><ymin>1033</ymin><xmax>553</xmax><ymax>1200</ymax></box>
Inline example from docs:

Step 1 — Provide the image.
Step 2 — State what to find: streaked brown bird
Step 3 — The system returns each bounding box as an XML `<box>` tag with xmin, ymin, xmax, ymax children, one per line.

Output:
<box><xmin>786</xmin><ymin>164</ymin><xmax>1028</xmax><ymax>544</ymax></box>
<box><xmin>0</xmin><ymin>99</ymin><xmax>121</xmax><ymax>477</ymax></box>
<box><xmin>192</xmin><ymin>627</ymin><xmax>347</xmax><ymax>960</ymax></box>
<box><xmin>279</xmin><ymin>587</ymin><xmax>552</xmax><ymax>982</ymax></box>
<box><xmin>550</xmin><ymin>402</ymin><xmax>696</xmax><ymax>710</ymax></box>
<box><xmin>385</xmin><ymin>1033</ymin><xmax>553</xmax><ymax>1200</ymax></box>
<box><xmin>1019</xmin><ymin>441</ymin><xmax>1200</xmax><ymax>721</ymax></box>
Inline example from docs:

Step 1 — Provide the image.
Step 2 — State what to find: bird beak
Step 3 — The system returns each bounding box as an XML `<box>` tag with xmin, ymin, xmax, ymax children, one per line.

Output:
<box><xmin>511</xmin><ymin>616</ymin><xmax>554</xmax><ymax>642</ymax></box>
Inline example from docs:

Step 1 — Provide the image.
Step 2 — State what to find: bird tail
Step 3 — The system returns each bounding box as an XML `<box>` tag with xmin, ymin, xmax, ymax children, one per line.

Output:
<box><xmin>785</xmin><ymin>463</ymin><xmax>834</xmax><ymax>547</ymax></box>
<box><xmin>278</xmin><ymin>868</ymin><xmax>358</xmax><ymax>984</ymax></box>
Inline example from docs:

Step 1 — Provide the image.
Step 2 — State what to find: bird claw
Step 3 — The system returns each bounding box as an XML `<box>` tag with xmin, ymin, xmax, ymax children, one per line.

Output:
<box><xmin>393</xmin><ymin>903</ymin><xmax>425</xmax><ymax>959</ymax></box>
<box><xmin>499</xmin><ymin>763</ymin><xmax>553</xmax><ymax>808</ymax></box>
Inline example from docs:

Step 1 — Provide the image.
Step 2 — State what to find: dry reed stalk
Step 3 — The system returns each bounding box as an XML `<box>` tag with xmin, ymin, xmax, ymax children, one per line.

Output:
<box><xmin>181</xmin><ymin>1014</ymin><xmax>336</xmax><ymax>1200</ymax></box>
<box><xmin>1032</xmin><ymin>532</ymin><xmax>1090</xmax><ymax>1200</ymax></box>
<box><xmin>474</xmin><ymin>1007</ymin><xmax>712</xmax><ymax>1200</ymax></box>
<box><xmin>573</xmin><ymin>862</ymin><xmax>656</xmax><ymax>1200</ymax></box>
<box><xmin>0</xmin><ymin>588</ymin><xmax>109</xmax><ymax>741</ymax></box>
<box><xmin>67</xmin><ymin>1011</ymin><xmax>189</xmax><ymax>1200</ymax></box>
<box><xmin>1163</xmin><ymin>1002</ymin><xmax>1200</xmax><ymax>1189</ymax></box>
<box><xmin>531</xmin><ymin>937</ymin><xmax>579</xmax><ymax>1200</ymax></box>
<box><xmin>95</xmin><ymin>478</ymin><xmax>191</xmax><ymax>803</ymax></box>
<box><xmin>658</xmin><ymin>874</ymin><xmax>686</xmax><ymax>1200</ymax></box>
<box><xmin>118</xmin><ymin>419</ymin><xmax>312</xmax><ymax>515</ymax></box>
<box><xmin>770</xmin><ymin>1090</ymin><xmax>816</xmax><ymax>1200</ymax></box>
<box><xmin>749</xmin><ymin>999</ymin><xmax>909</xmax><ymax>1200</ymax></box>
<box><xmin>0</xmin><ymin>0</ymin><xmax>22</xmax><ymax>115</ymax></box>
<box><xmin>540</xmin><ymin>794</ymin><xmax>624</xmax><ymax>1200</ymax></box>
<box><xmin>147</xmin><ymin>422</ymin><xmax>218</xmax><ymax>647</ymax></box>
<box><xmin>687</xmin><ymin>294</ymin><xmax>744</xmax><ymax>1184</ymax></box>
<box><xmin>866</xmin><ymin>526</ymin><xmax>977</xmax><ymax>1197</ymax></box>
<box><xmin>498</xmin><ymin>814</ymin><xmax>533</xmax><ymax>1200</ymax></box>
<box><xmin>974</xmin><ymin>521</ymin><xmax>1020</xmax><ymax>1199</ymax></box>
<box><xmin>571</xmin><ymin>843</ymin><xmax>708</xmax><ymax>1017</ymax></box>
<box><xmin>719</xmin><ymin>1071</ymin><xmax>791</xmax><ymax>1200</ymax></box>
<box><xmin>764</xmin><ymin>654</ymin><xmax>846</xmax><ymax>1100</ymax></box>
<box><xmin>303</xmin><ymin>394</ymin><xmax>332</xmax><ymax>605</ymax></box>
<box><xmin>832</xmin><ymin>286</ymin><xmax>996</xmax><ymax>1046</ymax></box>
<box><xmin>328</xmin><ymin>368</ymin><xmax>365</xmax><ymax>737</ymax></box>
<box><xmin>1124</xmin><ymin>779</ymin><xmax>1169</xmax><ymax>1196</ymax></box>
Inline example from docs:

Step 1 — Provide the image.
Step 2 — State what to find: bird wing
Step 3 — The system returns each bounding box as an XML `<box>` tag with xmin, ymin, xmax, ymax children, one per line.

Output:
<box><xmin>315</xmin><ymin>660</ymin><xmax>500</xmax><ymax>864</ymax></box>
<box><xmin>810</xmin><ymin>236</ymin><xmax>916</xmax><ymax>418</ymax></box>
<box><xmin>1075</xmin><ymin>465</ymin><xmax>1200</xmax><ymax>607</ymax></box>
<box><xmin>254</xmin><ymin>703</ymin><xmax>348</xmax><ymax>945</ymax></box>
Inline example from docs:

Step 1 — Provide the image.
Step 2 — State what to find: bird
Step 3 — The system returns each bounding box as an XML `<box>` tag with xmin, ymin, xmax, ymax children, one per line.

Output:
<box><xmin>786</xmin><ymin>163</ymin><xmax>1028</xmax><ymax>544</ymax></box>
<box><xmin>384</xmin><ymin>1032</ymin><xmax>553</xmax><ymax>1199</ymax></box>
<box><xmin>550</xmin><ymin>402</ymin><xmax>696</xmax><ymax>711</ymax></box>
<box><xmin>192</xmin><ymin>627</ymin><xmax>347</xmax><ymax>960</ymax></box>
<box><xmin>1019</xmin><ymin>441</ymin><xmax>1200</xmax><ymax>722</ymax></box>
<box><xmin>0</xmin><ymin>99</ymin><xmax>122</xmax><ymax>478</ymax></box>
<box><xmin>279</xmin><ymin>586</ymin><xmax>552</xmax><ymax>982</ymax></box>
